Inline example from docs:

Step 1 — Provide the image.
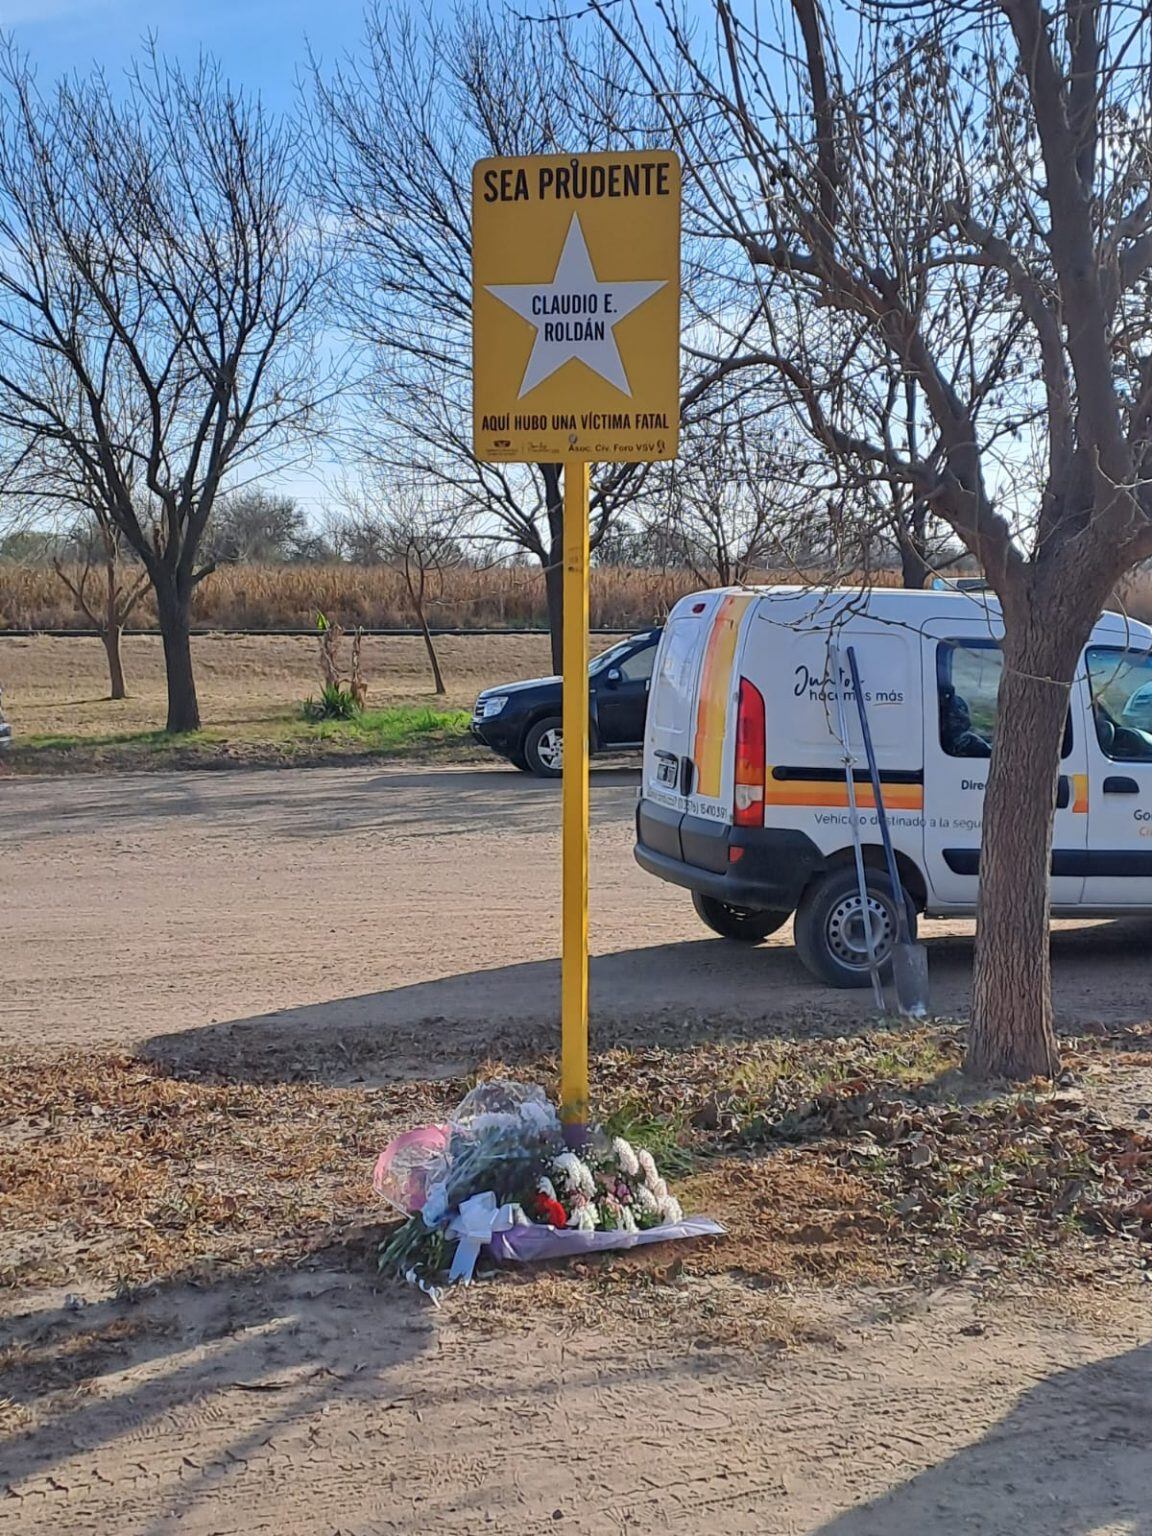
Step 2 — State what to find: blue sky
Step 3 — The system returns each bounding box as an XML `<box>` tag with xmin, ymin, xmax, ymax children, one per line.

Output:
<box><xmin>6</xmin><ymin>0</ymin><xmax>370</xmax><ymax>112</ymax></box>
<box><xmin>6</xmin><ymin>0</ymin><xmax>382</xmax><ymax>512</ymax></box>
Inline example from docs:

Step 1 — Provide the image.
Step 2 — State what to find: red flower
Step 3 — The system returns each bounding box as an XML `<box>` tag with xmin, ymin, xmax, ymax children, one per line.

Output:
<box><xmin>530</xmin><ymin>1193</ymin><xmax>568</xmax><ymax>1228</ymax></box>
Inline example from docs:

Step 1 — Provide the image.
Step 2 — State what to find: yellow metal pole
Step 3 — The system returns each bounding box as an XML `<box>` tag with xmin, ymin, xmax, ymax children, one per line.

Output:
<box><xmin>560</xmin><ymin>458</ymin><xmax>590</xmax><ymax>1141</ymax></box>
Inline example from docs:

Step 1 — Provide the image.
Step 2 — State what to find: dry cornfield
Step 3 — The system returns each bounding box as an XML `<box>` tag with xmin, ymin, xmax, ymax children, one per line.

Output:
<box><xmin>0</xmin><ymin>560</ymin><xmax>920</xmax><ymax>633</ymax></box>
<box><xmin>8</xmin><ymin>558</ymin><xmax>1147</xmax><ymax>633</ymax></box>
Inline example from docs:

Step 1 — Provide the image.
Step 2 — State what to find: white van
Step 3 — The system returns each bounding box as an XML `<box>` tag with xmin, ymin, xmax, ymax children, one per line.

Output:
<box><xmin>635</xmin><ymin>585</ymin><xmax>1152</xmax><ymax>987</ymax></box>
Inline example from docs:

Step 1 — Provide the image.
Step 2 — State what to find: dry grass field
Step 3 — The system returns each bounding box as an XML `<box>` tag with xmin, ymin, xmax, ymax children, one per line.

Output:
<box><xmin>0</xmin><ymin>630</ymin><xmax>632</xmax><ymax>769</ymax></box>
<box><xmin>0</xmin><ymin>630</ymin><xmax>566</xmax><ymax>732</ymax></box>
<box><xmin>6</xmin><ymin>557</ymin><xmax>1152</xmax><ymax>635</ymax></box>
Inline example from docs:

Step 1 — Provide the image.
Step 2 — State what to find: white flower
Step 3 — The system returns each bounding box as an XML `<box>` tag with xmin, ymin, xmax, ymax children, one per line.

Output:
<box><xmin>657</xmin><ymin>1194</ymin><xmax>683</xmax><ymax>1225</ymax></box>
<box><xmin>552</xmin><ymin>1152</ymin><xmax>580</xmax><ymax>1192</ymax></box>
<box><xmin>636</xmin><ymin>1185</ymin><xmax>660</xmax><ymax>1216</ymax></box>
<box><xmin>553</xmin><ymin>1151</ymin><xmax>595</xmax><ymax>1197</ymax></box>
<box><xmin>619</xmin><ymin>1207</ymin><xmax>638</xmax><ymax>1234</ymax></box>
<box><xmin>650</xmin><ymin>1176</ymin><xmax>668</xmax><ymax>1203</ymax></box>
<box><xmin>537</xmin><ymin>1176</ymin><xmax>557</xmax><ymax>1200</ymax></box>
<box><xmin>637</xmin><ymin>1149</ymin><xmax>659</xmax><ymax>1184</ymax></box>
<box><xmin>612</xmin><ymin>1137</ymin><xmax>640</xmax><ymax>1177</ymax></box>
<box><xmin>576</xmin><ymin>1203</ymin><xmax>598</xmax><ymax>1232</ymax></box>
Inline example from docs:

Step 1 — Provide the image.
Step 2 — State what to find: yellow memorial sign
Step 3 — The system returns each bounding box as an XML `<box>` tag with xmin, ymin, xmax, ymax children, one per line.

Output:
<box><xmin>472</xmin><ymin>151</ymin><xmax>680</xmax><ymax>1137</ymax></box>
<box><xmin>472</xmin><ymin>152</ymin><xmax>680</xmax><ymax>464</ymax></box>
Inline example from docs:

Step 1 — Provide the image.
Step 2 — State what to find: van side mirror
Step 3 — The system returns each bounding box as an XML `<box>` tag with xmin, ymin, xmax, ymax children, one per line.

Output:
<box><xmin>605</xmin><ymin>668</ymin><xmax>622</xmax><ymax>686</ymax></box>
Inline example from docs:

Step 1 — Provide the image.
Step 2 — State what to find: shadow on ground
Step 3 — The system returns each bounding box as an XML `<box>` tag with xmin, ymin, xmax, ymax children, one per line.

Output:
<box><xmin>0</xmin><ymin>1245</ymin><xmax>431</xmax><ymax>1516</ymax></box>
<box><xmin>5</xmin><ymin>1264</ymin><xmax>1151</xmax><ymax>1535</ymax></box>
<box><xmin>142</xmin><ymin>918</ymin><xmax>1152</xmax><ymax>1085</ymax></box>
<box><xmin>3</xmin><ymin>763</ymin><xmax>640</xmax><ymax>843</ymax></box>
<box><xmin>810</xmin><ymin>1339</ymin><xmax>1152</xmax><ymax>1536</ymax></box>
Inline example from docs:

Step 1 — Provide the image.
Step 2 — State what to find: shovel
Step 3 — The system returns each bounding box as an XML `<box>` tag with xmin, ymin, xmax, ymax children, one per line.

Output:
<box><xmin>844</xmin><ymin>645</ymin><xmax>930</xmax><ymax>1018</ymax></box>
<box><xmin>831</xmin><ymin>642</ymin><xmax>885</xmax><ymax>1012</ymax></box>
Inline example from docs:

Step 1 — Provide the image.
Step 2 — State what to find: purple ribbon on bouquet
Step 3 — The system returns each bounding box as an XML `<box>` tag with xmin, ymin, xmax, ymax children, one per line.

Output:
<box><xmin>488</xmin><ymin>1213</ymin><xmax>725</xmax><ymax>1264</ymax></box>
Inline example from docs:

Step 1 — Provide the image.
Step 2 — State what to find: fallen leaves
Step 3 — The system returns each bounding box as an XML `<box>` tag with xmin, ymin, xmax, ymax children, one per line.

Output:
<box><xmin>1</xmin><ymin>1027</ymin><xmax>1150</xmax><ymax>1319</ymax></box>
<box><xmin>0</xmin><ymin>1051</ymin><xmax>462</xmax><ymax>1291</ymax></box>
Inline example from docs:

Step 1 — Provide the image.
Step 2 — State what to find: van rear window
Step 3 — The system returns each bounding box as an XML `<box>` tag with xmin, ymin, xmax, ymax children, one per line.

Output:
<box><xmin>650</xmin><ymin>619</ymin><xmax>702</xmax><ymax>733</ymax></box>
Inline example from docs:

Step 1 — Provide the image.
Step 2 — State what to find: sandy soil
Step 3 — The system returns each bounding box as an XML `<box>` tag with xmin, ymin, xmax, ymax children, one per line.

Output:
<box><xmin>3</xmin><ymin>764</ymin><xmax>1151</xmax><ymax>1070</ymax></box>
<box><xmin>0</xmin><ymin>632</ymin><xmax>623</xmax><ymax>737</ymax></box>
<box><xmin>3</xmin><ymin>1268</ymin><xmax>1149</xmax><ymax>1535</ymax></box>
<box><xmin>6</xmin><ymin>764</ymin><xmax>1152</xmax><ymax>1534</ymax></box>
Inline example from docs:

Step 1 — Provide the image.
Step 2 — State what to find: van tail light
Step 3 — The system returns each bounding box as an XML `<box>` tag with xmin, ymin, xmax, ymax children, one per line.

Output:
<box><xmin>733</xmin><ymin>676</ymin><xmax>765</xmax><ymax>827</ymax></box>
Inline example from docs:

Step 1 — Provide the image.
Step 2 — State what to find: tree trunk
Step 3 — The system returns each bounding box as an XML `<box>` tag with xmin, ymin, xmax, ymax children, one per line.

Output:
<box><xmin>103</xmin><ymin>624</ymin><xmax>127</xmax><ymax>700</ymax></box>
<box><xmin>416</xmin><ymin>605</ymin><xmax>445</xmax><ymax>694</ymax></box>
<box><xmin>155</xmin><ymin>583</ymin><xmax>200</xmax><ymax>733</ymax></box>
<box><xmin>540</xmin><ymin>462</ymin><xmax>564</xmax><ymax>674</ymax></box>
<box><xmin>967</xmin><ymin>616</ymin><xmax>1088</xmax><ymax>1079</ymax></box>
<box><xmin>900</xmin><ymin>379</ymin><xmax>930</xmax><ymax>590</ymax></box>
<box><xmin>544</xmin><ymin>551</ymin><xmax>564</xmax><ymax>674</ymax></box>
<box><xmin>899</xmin><ymin>509</ymin><xmax>931</xmax><ymax>589</ymax></box>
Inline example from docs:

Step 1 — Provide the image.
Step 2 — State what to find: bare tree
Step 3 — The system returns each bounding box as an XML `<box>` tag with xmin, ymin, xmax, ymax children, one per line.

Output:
<box><xmin>52</xmin><ymin>513</ymin><xmax>149</xmax><ymax>700</ymax></box>
<box><xmin>313</xmin><ymin>2</ymin><xmax>690</xmax><ymax>671</ymax></box>
<box><xmin>643</xmin><ymin>386</ymin><xmax>957</xmax><ymax>586</ymax></box>
<box><xmin>208</xmin><ymin>489</ymin><xmax>310</xmax><ymax>565</ymax></box>
<box><xmin>660</xmin><ymin>415</ymin><xmax>788</xmax><ymax>586</ymax></box>
<box><xmin>4</xmin><ymin>391</ymin><xmax>155</xmax><ymax>698</ymax></box>
<box><xmin>594</xmin><ymin>0</ymin><xmax>1152</xmax><ymax>1077</ymax></box>
<box><xmin>342</xmin><ymin>482</ymin><xmax>465</xmax><ymax>694</ymax></box>
<box><xmin>0</xmin><ymin>44</ymin><xmax>329</xmax><ymax>731</ymax></box>
<box><xmin>649</xmin><ymin>405</ymin><xmax>836</xmax><ymax>584</ymax></box>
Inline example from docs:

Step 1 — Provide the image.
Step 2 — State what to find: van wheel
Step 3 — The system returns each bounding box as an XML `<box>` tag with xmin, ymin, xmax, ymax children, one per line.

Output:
<box><xmin>794</xmin><ymin>867</ymin><xmax>917</xmax><ymax>989</ymax></box>
<box><xmin>691</xmin><ymin>891</ymin><xmax>789</xmax><ymax>943</ymax></box>
<box><xmin>523</xmin><ymin>717</ymin><xmax>563</xmax><ymax>778</ymax></box>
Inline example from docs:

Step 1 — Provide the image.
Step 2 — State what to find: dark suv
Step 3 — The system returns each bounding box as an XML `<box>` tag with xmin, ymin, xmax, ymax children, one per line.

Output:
<box><xmin>471</xmin><ymin>628</ymin><xmax>661</xmax><ymax>777</ymax></box>
<box><xmin>0</xmin><ymin>684</ymin><xmax>10</xmax><ymax>752</ymax></box>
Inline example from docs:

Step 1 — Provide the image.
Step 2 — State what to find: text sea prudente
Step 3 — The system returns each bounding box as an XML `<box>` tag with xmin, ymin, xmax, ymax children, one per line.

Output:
<box><xmin>482</xmin><ymin>160</ymin><xmax>672</xmax><ymax>205</ymax></box>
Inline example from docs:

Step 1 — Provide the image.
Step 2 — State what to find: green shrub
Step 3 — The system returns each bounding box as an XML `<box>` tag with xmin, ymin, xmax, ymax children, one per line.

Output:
<box><xmin>301</xmin><ymin>683</ymin><xmax>361</xmax><ymax>722</ymax></box>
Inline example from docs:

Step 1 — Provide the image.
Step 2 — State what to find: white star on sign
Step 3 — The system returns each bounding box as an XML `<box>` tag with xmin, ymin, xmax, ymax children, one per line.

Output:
<box><xmin>485</xmin><ymin>213</ymin><xmax>666</xmax><ymax>399</ymax></box>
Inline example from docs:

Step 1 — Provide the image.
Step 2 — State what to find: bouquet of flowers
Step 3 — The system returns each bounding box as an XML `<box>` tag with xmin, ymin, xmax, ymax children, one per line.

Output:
<box><xmin>530</xmin><ymin>1139</ymin><xmax>684</xmax><ymax>1234</ymax></box>
<box><xmin>375</xmin><ymin>1079</ymin><xmax>722</xmax><ymax>1296</ymax></box>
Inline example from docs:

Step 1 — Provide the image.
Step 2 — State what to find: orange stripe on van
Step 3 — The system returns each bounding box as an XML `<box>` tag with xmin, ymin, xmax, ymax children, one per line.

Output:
<box><xmin>763</xmin><ymin>775</ymin><xmax>924</xmax><ymax>812</ymax></box>
<box><xmin>693</xmin><ymin>594</ymin><xmax>753</xmax><ymax>798</ymax></box>
<box><xmin>1072</xmin><ymin>774</ymin><xmax>1088</xmax><ymax>814</ymax></box>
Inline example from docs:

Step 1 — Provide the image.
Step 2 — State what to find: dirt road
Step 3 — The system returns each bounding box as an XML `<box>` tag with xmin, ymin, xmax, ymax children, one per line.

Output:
<box><xmin>6</xmin><ymin>764</ymin><xmax>1152</xmax><ymax>1534</ymax></box>
<box><xmin>4</xmin><ymin>764</ymin><xmax>1151</xmax><ymax>1074</ymax></box>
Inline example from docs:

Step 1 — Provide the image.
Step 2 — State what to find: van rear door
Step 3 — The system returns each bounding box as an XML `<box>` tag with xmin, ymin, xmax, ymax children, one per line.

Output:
<box><xmin>641</xmin><ymin>592</ymin><xmax>739</xmax><ymax>859</ymax></box>
<box><xmin>644</xmin><ymin>597</ymin><xmax>723</xmax><ymax>809</ymax></box>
